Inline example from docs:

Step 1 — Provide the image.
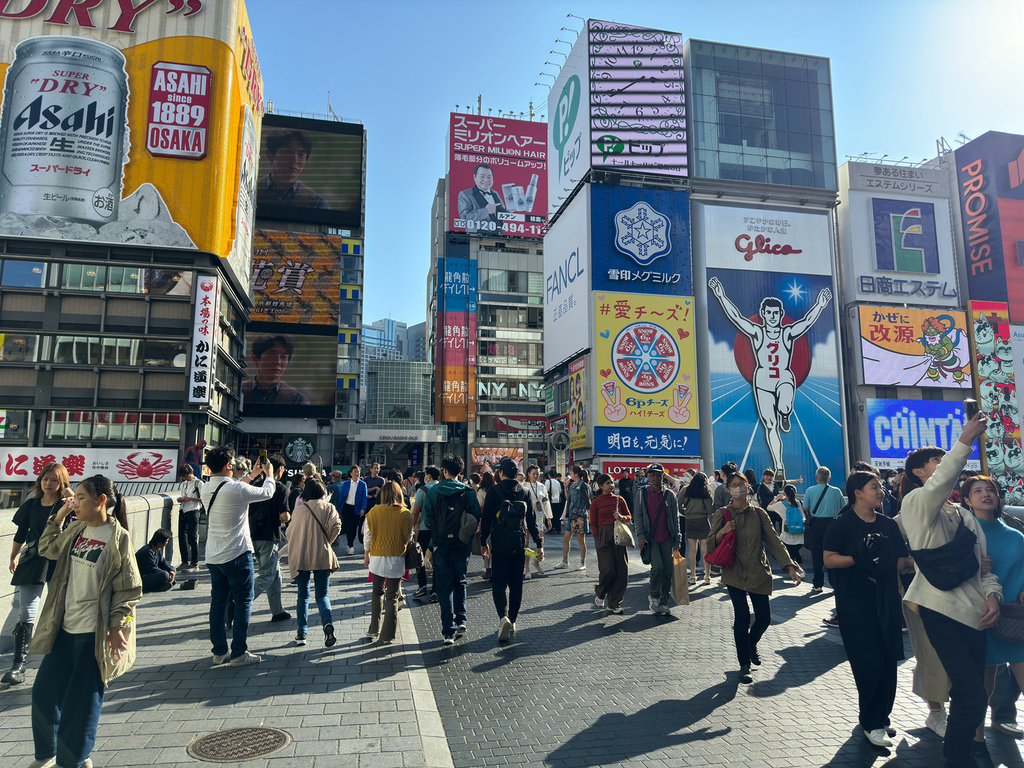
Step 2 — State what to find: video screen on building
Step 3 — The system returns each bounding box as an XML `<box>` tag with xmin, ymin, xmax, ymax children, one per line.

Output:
<box><xmin>256</xmin><ymin>114</ymin><xmax>364</xmax><ymax>229</ymax></box>
<box><xmin>241</xmin><ymin>327</ymin><xmax>337</xmax><ymax>418</ymax></box>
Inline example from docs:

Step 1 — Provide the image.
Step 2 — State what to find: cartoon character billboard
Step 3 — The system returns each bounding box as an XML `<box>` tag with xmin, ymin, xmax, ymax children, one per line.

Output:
<box><xmin>968</xmin><ymin>301</ymin><xmax>1024</xmax><ymax>504</ymax></box>
<box><xmin>858</xmin><ymin>307</ymin><xmax>972</xmax><ymax>388</ymax></box>
<box><xmin>701</xmin><ymin>203</ymin><xmax>841</xmax><ymax>482</ymax></box>
<box><xmin>567</xmin><ymin>354</ymin><xmax>588</xmax><ymax>450</ymax></box>
<box><xmin>594</xmin><ymin>291</ymin><xmax>697</xmax><ymax>457</ymax></box>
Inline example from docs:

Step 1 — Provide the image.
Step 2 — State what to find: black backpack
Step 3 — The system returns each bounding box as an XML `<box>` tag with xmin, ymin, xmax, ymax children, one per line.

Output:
<box><xmin>432</xmin><ymin>490</ymin><xmax>468</xmax><ymax>548</ymax></box>
<box><xmin>491</xmin><ymin>485</ymin><xmax>530</xmax><ymax>554</ymax></box>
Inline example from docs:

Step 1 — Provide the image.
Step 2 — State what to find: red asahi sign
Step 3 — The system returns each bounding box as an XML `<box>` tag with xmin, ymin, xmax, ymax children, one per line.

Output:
<box><xmin>147</xmin><ymin>62</ymin><xmax>210</xmax><ymax>159</ymax></box>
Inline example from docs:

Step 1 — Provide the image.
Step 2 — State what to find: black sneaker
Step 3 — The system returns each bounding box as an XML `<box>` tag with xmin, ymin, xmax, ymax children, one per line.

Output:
<box><xmin>271</xmin><ymin>612</ymin><xmax>292</xmax><ymax>623</ymax></box>
<box><xmin>429</xmin><ymin>593</ymin><xmax>438</xmax><ymax>603</ymax></box>
<box><xmin>739</xmin><ymin>665</ymin><xmax>753</xmax><ymax>684</ymax></box>
<box><xmin>412</xmin><ymin>587</ymin><xmax>428</xmax><ymax>599</ymax></box>
<box><xmin>823</xmin><ymin>616</ymin><xmax>840</xmax><ymax>628</ymax></box>
<box><xmin>324</xmin><ymin>623</ymin><xmax>336</xmax><ymax>648</ymax></box>
<box><xmin>749</xmin><ymin>645</ymin><xmax>761</xmax><ymax>666</ymax></box>
<box><xmin>970</xmin><ymin>742</ymin><xmax>996</xmax><ymax>768</ymax></box>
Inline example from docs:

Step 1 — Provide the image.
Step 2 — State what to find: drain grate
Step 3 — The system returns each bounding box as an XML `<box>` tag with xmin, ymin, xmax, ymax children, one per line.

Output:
<box><xmin>187</xmin><ymin>727</ymin><xmax>292</xmax><ymax>762</ymax></box>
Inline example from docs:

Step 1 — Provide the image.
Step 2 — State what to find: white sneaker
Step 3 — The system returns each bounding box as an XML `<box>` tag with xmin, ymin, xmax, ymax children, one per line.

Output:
<box><xmin>864</xmin><ymin>728</ymin><xmax>892</xmax><ymax>747</ymax></box>
<box><xmin>28</xmin><ymin>759</ymin><xmax>56</xmax><ymax>768</ymax></box>
<box><xmin>498</xmin><ymin>616</ymin><xmax>512</xmax><ymax>643</ymax></box>
<box><xmin>228</xmin><ymin>651</ymin><xmax>262</xmax><ymax>667</ymax></box>
<box><xmin>577</xmin><ymin>562</ymin><xmax>586</xmax><ymax>571</ymax></box>
<box><xmin>524</xmin><ymin>572</ymin><xmax>532</xmax><ymax>580</ymax></box>
<box><xmin>649</xmin><ymin>596</ymin><xmax>660</xmax><ymax>613</ymax></box>
<box><xmin>211</xmin><ymin>652</ymin><xmax>230</xmax><ymax>665</ymax></box>
<box><xmin>555</xmin><ymin>560</ymin><xmax>569</xmax><ymax>569</ymax></box>
<box><xmin>347</xmin><ymin>546</ymin><xmax>354</xmax><ymax>555</ymax></box>
<box><xmin>925</xmin><ymin>708</ymin><xmax>947</xmax><ymax>738</ymax></box>
<box><xmin>659</xmin><ymin>603</ymin><xmax>671</xmax><ymax>615</ymax></box>
<box><xmin>595</xmin><ymin>595</ymin><xmax>605</xmax><ymax>608</ymax></box>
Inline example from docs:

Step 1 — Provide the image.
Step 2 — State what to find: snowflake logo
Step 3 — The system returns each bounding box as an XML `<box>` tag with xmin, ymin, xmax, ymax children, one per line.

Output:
<box><xmin>613</xmin><ymin>202</ymin><xmax>672</xmax><ymax>266</ymax></box>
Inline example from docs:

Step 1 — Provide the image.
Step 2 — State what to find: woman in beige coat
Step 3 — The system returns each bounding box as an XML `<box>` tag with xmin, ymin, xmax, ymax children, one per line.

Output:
<box><xmin>287</xmin><ymin>476</ymin><xmax>341</xmax><ymax>647</ymax></box>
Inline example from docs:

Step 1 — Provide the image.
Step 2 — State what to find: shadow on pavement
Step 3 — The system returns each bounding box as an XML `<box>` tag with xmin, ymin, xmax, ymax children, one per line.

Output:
<box><xmin>544</xmin><ymin>680</ymin><xmax>737</xmax><ymax>767</ymax></box>
<box><xmin>746</xmin><ymin>632</ymin><xmax>846</xmax><ymax>697</ymax></box>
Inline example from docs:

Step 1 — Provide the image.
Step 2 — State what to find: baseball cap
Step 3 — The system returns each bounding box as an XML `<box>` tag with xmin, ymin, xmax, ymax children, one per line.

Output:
<box><xmin>498</xmin><ymin>457</ymin><xmax>519</xmax><ymax>478</ymax></box>
<box><xmin>646</xmin><ymin>463</ymin><xmax>665</xmax><ymax>475</ymax></box>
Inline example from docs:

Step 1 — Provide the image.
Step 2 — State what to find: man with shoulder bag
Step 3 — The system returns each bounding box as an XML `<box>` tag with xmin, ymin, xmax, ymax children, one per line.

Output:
<box><xmin>481</xmin><ymin>458</ymin><xmax>543</xmax><ymax>643</ymax></box>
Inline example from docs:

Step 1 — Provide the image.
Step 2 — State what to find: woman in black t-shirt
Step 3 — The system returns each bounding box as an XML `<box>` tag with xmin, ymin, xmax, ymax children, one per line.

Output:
<box><xmin>823</xmin><ymin>471</ymin><xmax>908</xmax><ymax>748</ymax></box>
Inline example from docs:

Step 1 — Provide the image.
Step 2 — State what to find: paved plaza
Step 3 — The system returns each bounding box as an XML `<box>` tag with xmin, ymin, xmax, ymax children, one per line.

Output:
<box><xmin>2</xmin><ymin>537</ymin><xmax>1024</xmax><ymax>768</ymax></box>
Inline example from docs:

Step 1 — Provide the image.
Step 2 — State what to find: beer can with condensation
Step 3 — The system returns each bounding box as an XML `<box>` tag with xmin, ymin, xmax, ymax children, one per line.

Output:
<box><xmin>0</xmin><ymin>36</ymin><xmax>129</xmax><ymax>224</ymax></box>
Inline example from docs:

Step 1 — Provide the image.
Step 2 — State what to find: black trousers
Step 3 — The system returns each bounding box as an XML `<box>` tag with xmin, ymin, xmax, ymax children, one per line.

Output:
<box><xmin>808</xmin><ymin>517</ymin><xmax>834</xmax><ymax>589</ymax></box>
<box><xmin>726</xmin><ymin>585</ymin><xmax>771</xmax><ymax>668</ymax></box>
<box><xmin>490</xmin><ymin>550</ymin><xmax>527</xmax><ymax>623</ymax></box>
<box><xmin>784</xmin><ymin>543</ymin><xmax>804</xmax><ymax>566</ymax></box>
<box><xmin>416</xmin><ymin>529</ymin><xmax>435</xmax><ymax>593</ymax></box>
<box><xmin>341</xmin><ymin>504</ymin><xmax>359</xmax><ymax>548</ymax></box>
<box><xmin>837</xmin><ymin>609</ymin><xmax>897</xmax><ymax>731</ymax></box>
<box><xmin>550</xmin><ymin>501</ymin><xmax>564</xmax><ymax>533</ymax></box>
<box><xmin>178</xmin><ymin>510</ymin><xmax>200</xmax><ymax>566</ymax></box>
<box><xmin>920</xmin><ymin>606</ymin><xmax>988</xmax><ymax>767</ymax></box>
<box><xmin>141</xmin><ymin>571</ymin><xmax>173</xmax><ymax>593</ymax></box>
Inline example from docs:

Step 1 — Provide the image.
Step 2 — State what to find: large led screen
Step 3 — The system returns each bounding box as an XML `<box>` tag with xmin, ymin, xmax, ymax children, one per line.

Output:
<box><xmin>241</xmin><ymin>329</ymin><xmax>337</xmax><ymax>417</ymax></box>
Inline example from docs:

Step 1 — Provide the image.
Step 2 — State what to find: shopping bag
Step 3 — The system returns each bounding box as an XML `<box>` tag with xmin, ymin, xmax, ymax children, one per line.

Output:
<box><xmin>613</xmin><ymin>519</ymin><xmax>635</xmax><ymax>548</ymax></box>
<box><xmin>671</xmin><ymin>552</ymin><xmax>689</xmax><ymax>606</ymax></box>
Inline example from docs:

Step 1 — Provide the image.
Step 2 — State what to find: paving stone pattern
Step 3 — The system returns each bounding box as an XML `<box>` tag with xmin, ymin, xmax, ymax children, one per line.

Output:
<box><xmin>408</xmin><ymin>534</ymin><xmax>1024</xmax><ymax>768</ymax></box>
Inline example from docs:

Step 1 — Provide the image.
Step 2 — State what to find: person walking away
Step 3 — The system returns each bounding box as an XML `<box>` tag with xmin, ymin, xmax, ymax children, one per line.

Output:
<box><xmin>411</xmin><ymin>465</ymin><xmax>440</xmax><ymax>600</ymax></box>
<box><xmin>899</xmin><ymin>413</ymin><xmax>1001</xmax><ymax>768</ymax></box>
<box><xmin>287</xmin><ymin>476</ymin><xmax>341</xmax><ymax>647</ymax></box>
<box><xmin>984</xmin><ymin>505</ymin><xmax>1024</xmax><ymax>739</ymax></box>
<box><xmin>681</xmin><ymin>472</ymin><xmax>715</xmax><ymax>586</ymax></box>
<box><xmin>364</xmin><ymin>480</ymin><xmax>414</xmax><ymax>645</ymax></box>
<box><xmin>135</xmin><ymin>529</ymin><xmax>176</xmax><ymax>593</ymax></box>
<box><xmin>423</xmin><ymin>454</ymin><xmax>481</xmax><ymax>646</ymax></box>
<box><xmin>769</xmin><ymin>484</ymin><xmax>806</xmax><ymax>568</ymax></box>
<box><xmin>960</xmin><ymin>475</ymin><xmax>1024</xmax><ymax>752</ymax></box>
<box><xmin>546</xmin><ymin>469</ymin><xmax>565</xmax><ymax>533</ymax></box>
<box><xmin>556</xmin><ymin>466</ymin><xmax>591</xmax><ymax>570</ymax></box>
<box><xmin>476</xmin><ymin>472</ymin><xmax>495</xmax><ymax>580</ymax></box>
<box><xmin>823</xmin><ymin>471</ymin><xmax>907</xmax><ymax>747</ymax></box>
<box><xmin>708</xmin><ymin>471</ymin><xmax>802</xmax><ymax>684</ymax></box>
<box><xmin>175</xmin><ymin>464</ymin><xmax>204</xmax><ymax>570</ymax></box>
<box><xmin>480</xmin><ymin>458</ymin><xmax>543</xmax><ymax>642</ymax></box>
<box><xmin>523</xmin><ymin>464</ymin><xmax>552</xmax><ymax>579</ymax></box>
<box><xmin>338</xmin><ymin>466</ymin><xmax>367</xmax><ymax>554</ymax></box>
<box><xmin>30</xmin><ymin>475</ymin><xmax>141</xmax><ymax>768</ymax></box>
<box><xmin>589</xmin><ymin>473</ymin><xmax>630</xmax><ymax>613</ymax></box>
<box><xmin>4</xmin><ymin>462</ymin><xmax>71</xmax><ymax>686</ymax></box>
<box><xmin>634</xmin><ymin>464</ymin><xmax>682</xmax><ymax>615</ymax></box>
<box><xmin>247</xmin><ymin>453</ymin><xmax>291</xmax><ymax>624</ymax></box>
<box><xmin>804</xmin><ymin>466</ymin><xmax>846</xmax><ymax>594</ymax></box>
<box><xmin>202</xmin><ymin>447</ymin><xmax>275</xmax><ymax>667</ymax></box>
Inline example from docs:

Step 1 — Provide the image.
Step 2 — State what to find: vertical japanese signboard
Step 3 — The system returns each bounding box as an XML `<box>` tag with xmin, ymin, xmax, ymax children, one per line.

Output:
<box><xmin>188</xmin><ymin>276</ymin><xmax>220</xmax><ymax>405</ymax></box>
<box><xmin>701</xmin><ymin>204</ymin><xmax>843</xmax><ymax>483</ymax></box>
<box><xmin>857</xmin><ymin>306</ymin><xmax>972</xmax><ymax>388</ymax></box>
<box><xmin>593</xmin><ymin>292</ymin><xmax>698</xmax><ymax>456</ymax></box>
<box><xmin>568</xmin><ymin>355</ymin><xmax>588</xmax><ymax>449</ymax></box>
<box><xmin>448</xmin><ymin>113</ymin><xmax>547</xmax><ymax>238</ymax></box>
<box><xmin>435</xmin><ymin>257</ymin><xmax>477</xmax><ymax>422</ymax></box>
<box><xmin>968</xmin><ymin>301</ymin><xmax>1024</xmax><ymax>504</ymax></box>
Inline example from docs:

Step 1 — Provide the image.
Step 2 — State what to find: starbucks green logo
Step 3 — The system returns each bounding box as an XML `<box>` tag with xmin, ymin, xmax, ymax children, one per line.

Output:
<box><xmin>553</xmin><ymin>74</ymin><xmax>580</xmax><ymax>179</ymax></box>
<box><xmin>285</xmin><ymin>436</ymin><xmax>314</xmax><ymax>464</ymax></box>
<box><xmin>596</xmin><ymin>134</ymin><xmax>624</xmax><ymax>161</ymax></box>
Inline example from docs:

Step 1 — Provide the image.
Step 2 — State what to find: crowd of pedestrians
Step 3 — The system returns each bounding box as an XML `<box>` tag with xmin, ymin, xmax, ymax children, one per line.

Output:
<box><xmin>6</xmin><ymin>413</ymin><xmax>1024</xmax><ymax>768</ymax></box>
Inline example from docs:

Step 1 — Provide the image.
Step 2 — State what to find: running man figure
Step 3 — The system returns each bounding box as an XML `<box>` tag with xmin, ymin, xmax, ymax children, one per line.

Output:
<box><xmin>708</xmin><ymin>277</ymin><xmax>832</xmax><ymax>480</ymax></box>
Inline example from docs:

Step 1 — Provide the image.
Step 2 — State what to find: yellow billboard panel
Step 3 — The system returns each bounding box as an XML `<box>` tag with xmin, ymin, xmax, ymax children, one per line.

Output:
<box><xmin>595</xmin><ymin>292</ymin><xmax>697</xmax><ymax>429</ymax></box>
<box><xmin>0</xmin><ymin>0</ymin><xmax>264</xmax><ymax>292</ymax></box>
<box><xmin>857</xmin><ymin>306</ymin><xmax>972</xmax><ymax>388</ymax></box>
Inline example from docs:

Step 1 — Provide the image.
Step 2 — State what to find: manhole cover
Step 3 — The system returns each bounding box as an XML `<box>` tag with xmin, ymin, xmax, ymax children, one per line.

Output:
<box><xmin>187</xmin><ymin>727</ymin><xmax>292</xmax><ymax>762</ymax></box>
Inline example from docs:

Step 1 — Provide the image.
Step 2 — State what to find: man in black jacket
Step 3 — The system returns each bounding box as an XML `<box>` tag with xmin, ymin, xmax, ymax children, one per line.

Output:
<box><xmin>480</xmin><ymin>458</ymin><xmax>543</xmax><ymax>643</ymax></box>
<box><xmin>248</xmin><ymin>453</ymin><xmax>291</xmax><ymax>623</ymax></box>
<box><xmin>136</xmin><ymin>529</ymin><xmax>176</xmax><ymax>593</ymax></box>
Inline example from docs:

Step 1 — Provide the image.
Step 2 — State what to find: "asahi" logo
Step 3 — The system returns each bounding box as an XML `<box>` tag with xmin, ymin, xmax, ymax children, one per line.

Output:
<box><xmin>13</xmin><ymin>96</ymin><xmax>117</xmax><ymax>138</ymax></box>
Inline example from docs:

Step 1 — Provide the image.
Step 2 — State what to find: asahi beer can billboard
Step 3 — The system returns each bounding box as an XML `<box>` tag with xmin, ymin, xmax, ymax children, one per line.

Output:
<box><xmin>0</xmin><ymin>0</ymin><xmax>264</xmax><ymax>295</ymax></box>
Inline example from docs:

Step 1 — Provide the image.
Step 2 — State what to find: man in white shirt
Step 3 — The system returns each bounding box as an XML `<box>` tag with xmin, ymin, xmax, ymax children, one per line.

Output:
<box><xmin>201</xmin><ymin>446</ymin><xmax>275</xmax><ymax>667</ymax></box>
<box><xmin>176</xmin><ymin>464</ymin><xmax>204</xmax><ymax>570</ymax></box>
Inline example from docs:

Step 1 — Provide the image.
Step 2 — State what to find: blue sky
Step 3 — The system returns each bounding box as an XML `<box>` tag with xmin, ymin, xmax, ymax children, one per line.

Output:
<box><xmin>246</xmin><ymin>0</ymin><xmax>1023</xmax><ymax>327</ymax></box>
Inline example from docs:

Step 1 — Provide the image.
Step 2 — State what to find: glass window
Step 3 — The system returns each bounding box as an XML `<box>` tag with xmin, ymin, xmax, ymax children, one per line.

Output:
<box><xmin>47</xmin><ymin>410</ymin><xmax>93</xmax><ymax>440</ymax></box>
<box><xmin>3</xmin><ymin>261</ymin><xmax>45</xmax><ymax>287</ymax></box>
<box><xmin>528</xmin><ymin>272</ymin><xmax>543</xmax><ymax>295</ymax></box>
<box><xmin>143</xmin><ymin>339</ymin><xmax>188</xmax><ymax>367</ymax></box>
<box><xmin>93</xmin><ymin>412</ymin><xmax>137</xmax><ymax>441</ymax></box>
<box><xmin>0</xmin><ymin>334</ymin><xmax>38</xmax><ymax>362</ymax></box>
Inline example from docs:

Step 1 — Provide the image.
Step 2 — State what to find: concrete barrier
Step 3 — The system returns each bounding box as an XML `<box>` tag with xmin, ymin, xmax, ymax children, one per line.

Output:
<box><xmin>0</xmin><ymin>494</ymin><xmax>179</xmax><ymax>654</ymax></box>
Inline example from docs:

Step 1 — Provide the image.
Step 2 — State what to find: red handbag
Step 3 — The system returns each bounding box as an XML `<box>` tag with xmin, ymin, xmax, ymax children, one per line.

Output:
<box><xmin>705</xmin><ymin>510</ymin><xmax>736</xmax><ymax>567</ymax></box>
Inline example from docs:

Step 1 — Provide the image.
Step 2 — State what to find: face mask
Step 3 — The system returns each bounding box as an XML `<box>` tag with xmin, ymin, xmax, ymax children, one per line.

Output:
<box><xmin>729</xmin><ymin>486</ymin><xmax>747</xmax><ymax>499</ymax></box>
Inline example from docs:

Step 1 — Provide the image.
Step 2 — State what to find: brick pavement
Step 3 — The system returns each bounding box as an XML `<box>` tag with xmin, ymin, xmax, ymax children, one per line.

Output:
<box><xmin>0</xmin><ymin>553</ymin><xmax>454</xmax><ymax>768</ymax></box>
<box><xmin>407</xmin><ymin>536</ymin><xmax>1024</xmax><ymax>768</ymax></box>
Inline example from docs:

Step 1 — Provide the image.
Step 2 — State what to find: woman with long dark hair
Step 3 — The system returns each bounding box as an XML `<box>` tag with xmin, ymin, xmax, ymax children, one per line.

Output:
<box><xmin>768</xmin><ymin>484</ymin><xmax>806</xmax><ymax>567</ymax></box>
<box><xmin>589</xmin><ymin>473</ymin><xmax>630</xmax><ymax>613</ymax></box>
<box><xmin>823</xmin><ymin>471</ymin><xmax>907</xmax><ymax>747</ymax></box>
<box><xmin>287</xmin><ymin>476</ymin><xmax>342</xmax><ymax>647</ymax></box>
<box><xmin>31</xmin><ymin>474</ymin><xmax>141</xmax><ymax>768</ymax></box>
<box><xmin>4</xmin><ymin>462</ymin><xmax>72</xmax><ymax>685</ymax></box>
<box><xmin>681</xmin><ymin>472</ymin><xmax>714</xmax><ymax>586</ymax></box>
<box><xmin>899</xmin><ymin>413</ymin><xmax>999</xmax><ymax>768</ymax></box>
<box><xmin>708</xmin><ymin>471</ymin><xmax>801</xmax><ymax>684</ymax></box>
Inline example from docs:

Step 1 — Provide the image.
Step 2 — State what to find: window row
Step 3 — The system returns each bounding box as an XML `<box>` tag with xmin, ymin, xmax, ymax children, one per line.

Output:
<box><xmin>478</xmin><ymin>341</ymin><xmax>542</xmax><ymax>366</ymax></box>
<box><xmin>478</xmin><ymin>306</ymin><xmax>543</xmax><ymax>329</ymax></box>
<box><xmin>45</xmin><ymin>411</ymin><xmax>182</xmax><ymax>441</ymax></box>
<box><xmin>478</xmin><ymin>269</ymin><xmax>544</xmax><ymax>295</ymax></box>
<box><xmin>0</xmin><ymin>335</ymin><xmax>192</xmax><ymax>367</ymax></box>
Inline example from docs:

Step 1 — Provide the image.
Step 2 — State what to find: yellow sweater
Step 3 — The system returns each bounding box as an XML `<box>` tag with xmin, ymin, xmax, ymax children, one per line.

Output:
<box><xmin>365</xmin><ymin>504</ymin><xmax>413</xmax><ymax>557</ymax></box>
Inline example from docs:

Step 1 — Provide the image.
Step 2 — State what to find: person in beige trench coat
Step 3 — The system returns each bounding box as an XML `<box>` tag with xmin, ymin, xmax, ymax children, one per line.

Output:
<box><xmin>287</xmin><ymin>477</ymin><xmax>341</xmax><ymax>647</ymax></box>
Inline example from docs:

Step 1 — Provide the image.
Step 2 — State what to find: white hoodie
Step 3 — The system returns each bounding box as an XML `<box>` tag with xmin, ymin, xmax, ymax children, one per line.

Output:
<box><xmin>900</xmin><ymin>441</ymin><xmax>1002</xmax><ymax>629</ymax></box>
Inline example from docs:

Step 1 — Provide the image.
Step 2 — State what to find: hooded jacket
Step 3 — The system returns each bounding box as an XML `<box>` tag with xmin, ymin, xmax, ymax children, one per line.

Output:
<box><xmin>422</xmin><ymin>478</ymin><xmax>481</xmax><ymax>550</ymax></box>
<box><xmin>633</xmin><ymin>484</ymin><xmax>681</xmax><ymax>549</ymax></box>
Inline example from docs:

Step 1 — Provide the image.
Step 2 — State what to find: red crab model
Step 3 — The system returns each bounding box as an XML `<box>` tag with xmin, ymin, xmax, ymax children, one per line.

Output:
<box><xmin>116</xmin><ymin>452</ymin><xmax>174</xmax><ymax>480</ymax></box>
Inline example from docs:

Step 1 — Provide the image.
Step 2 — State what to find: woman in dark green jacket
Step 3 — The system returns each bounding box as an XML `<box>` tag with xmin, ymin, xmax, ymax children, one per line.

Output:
<box><xmin>708</xmin><ymin>472</ymin><xmax>801</xmax><ymax>684</ymax></box>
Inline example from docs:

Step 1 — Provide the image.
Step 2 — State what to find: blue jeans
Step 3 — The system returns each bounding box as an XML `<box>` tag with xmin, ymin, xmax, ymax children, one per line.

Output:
<box><xmin>16</xmin><ymin>582</ymin><xmax>45</xmax><ymax>623</ymax></box>
<box><xmin>295</xmin><ymin>570</ymin><xmax>332</xmax><ymax>634</ymax></box>
<box><xmin>32</xmin><ymin>630</ymin><xmax>105</xmax><ymax>768</ymax></box>
<box><xmin>433</xmin><ymin>546</ymin><xmax>469</xmax><ymax>637</ymax></box>
<box><xmin>991</xmin><ymin>663</ymin><xmax>1021</xmax><ymax>724</ymax></box>
<box><xmin>209</xmin><ymin>552</ymin><xmax>254</xmax><ymax>658</ymax></box>
<box><xmin>252</xmin><ymin>539</ymin><xmax>284</xmax><ymax>615</ymax></box>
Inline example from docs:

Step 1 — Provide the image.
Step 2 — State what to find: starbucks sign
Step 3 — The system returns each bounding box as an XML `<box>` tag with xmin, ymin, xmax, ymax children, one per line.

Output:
<box><xmin>284</xmin><ymin>436</ymin><xmax>315</xmax><ymax>464</ymax></box>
